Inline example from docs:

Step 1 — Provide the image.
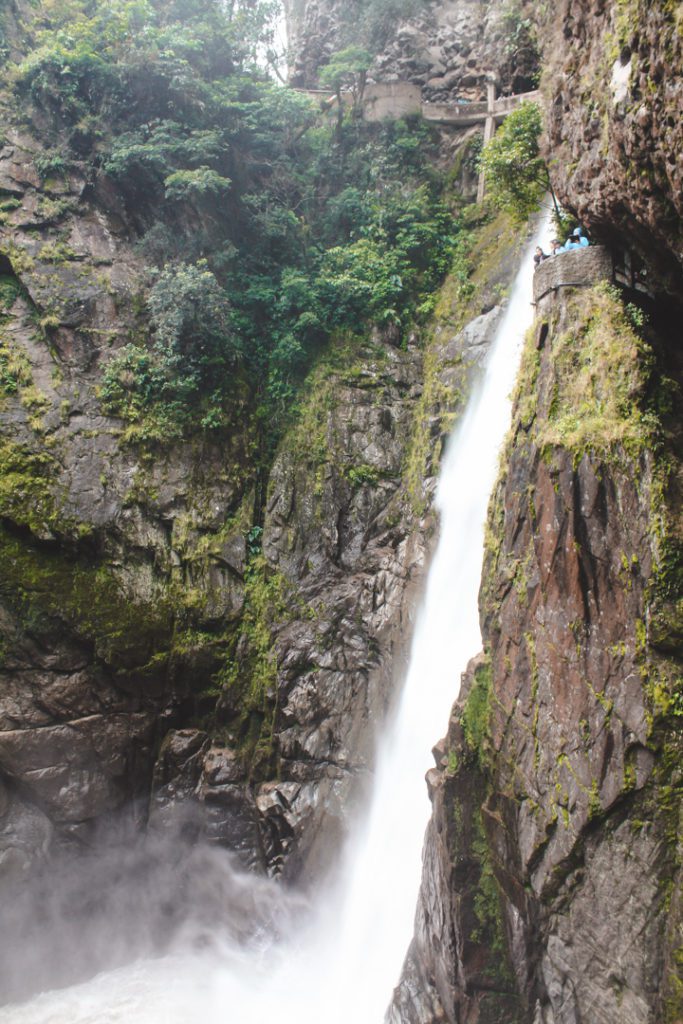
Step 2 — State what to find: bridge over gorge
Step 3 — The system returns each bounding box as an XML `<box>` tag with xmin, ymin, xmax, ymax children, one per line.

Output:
<box><xmin>294</xmin><ymin>80</ymin><xmax>541</xmax><ymax>202</ymax></box>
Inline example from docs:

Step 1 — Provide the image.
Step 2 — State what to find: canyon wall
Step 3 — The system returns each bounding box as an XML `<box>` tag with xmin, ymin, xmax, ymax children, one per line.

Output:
<box><xmin>0</xmin><ymin>0</ymin><xmax>680</xmax><ymax>1015</ymax></box>
<box><xmin>392</xmin><ymin>268</ymin><xmax>682</xmax><ymax>1023</ymax></box>
<box><xmin>0</xmin><ymin>0</ymin><xmax>541</xmax><ymax>903</ymax></box>
<box><xmin>539</xmin><ymin>0</ymin><xmax>683</xmax><ymax>295</ymax></box>
<box><xmin>0</xmin><ymin>133</ymin><xmax>422</xmax><ymax>881</ymax></box>
<box><xmin>0</xmin><ymin>0</ymin><xmax>531</xmax><ymax>979</ymax></box>
<box><xmin>284</xmin><ymin>0</ymin><xmax>539</xmax><ymax>101</ymax></box>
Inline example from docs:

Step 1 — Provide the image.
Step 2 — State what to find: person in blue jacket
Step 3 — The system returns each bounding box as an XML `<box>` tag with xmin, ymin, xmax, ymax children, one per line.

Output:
<box><xmin>563</xmin><ymin>227</ymin><xmax>589</xmax><ymax>250</ymax></box>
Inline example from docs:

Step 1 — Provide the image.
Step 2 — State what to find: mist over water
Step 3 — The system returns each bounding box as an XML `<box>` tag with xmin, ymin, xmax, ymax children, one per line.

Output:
<box><xmin>1</xmin><ymin>210</ymin><xmax>552</xmax><ymax>1024</ymax></box>
<box><xmin>0</xmin><ymin>832</ymin><xmax>311</xmax><ymax>1006</ymax></box>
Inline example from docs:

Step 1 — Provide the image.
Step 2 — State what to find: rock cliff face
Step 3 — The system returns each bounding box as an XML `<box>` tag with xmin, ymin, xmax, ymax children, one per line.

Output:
<box><xmin>0</xmin><ymin>134</ymin><xmax>428</xmax><ymax>991</ymax></box>
<box><xmin>539</xmin><ymin>0</ymin><xmax>683</xmax><ymax>295</ymax></box>
<box><xmin>383</xmin><ymin>1</ymin><xmax>683</xmax><ymax>1020</ymax></box>
<box><xmin>0</xmin><ymin>53</ymin><xmax>527</xmax><ymax>988</ymax></box>
<box><xmin>0</xmin><ymin>128</ymin><xmax>431</xmax><ymax>881</ymax></box>
<box><xmin>284</xmin><ymin>0</ymin><xmax>539</xmax><ymax>102</ymax></box>
<box><xmin>2</xmin><ymin>0</ymin><xmax>681</xmax><ymax>1015</ymax></box>
<box><xmin>391</xmin><ymin>273</ymin><xmax>683</xmax><ymax>1022</ymax></box>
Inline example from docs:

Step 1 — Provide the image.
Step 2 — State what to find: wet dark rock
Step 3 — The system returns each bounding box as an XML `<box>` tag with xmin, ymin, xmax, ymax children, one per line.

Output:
<box><xmin>0</xmin><ymin>159</ymin><xmax>527</xmax><ymax>897</ymax></box>
<box><xmin>0</xmin><ymin>785</ymin><xmax>53</xmax><ymax>880</ymax></box>
<box><xmin>0</xmin><ymin>712</ymin><xmax>157</xmax><ymax>821</ymax></box>
<box><xmin>539</xmin><ymin>0</ymin><xmax>683</xmax><ymax>295</ymax></box>
<box><xmin>284</xmin><ymin>0</ymin><xmax>539</xmax><ymax>103</ymax></box>
<box><xmin>391</xmin><ymin>279</ymin><xmax>683</xmax><ymax>1023</ymax></box>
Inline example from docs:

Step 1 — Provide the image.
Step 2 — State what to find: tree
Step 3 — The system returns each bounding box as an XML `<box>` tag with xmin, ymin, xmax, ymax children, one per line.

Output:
<box><xmin>100</xmin><ymin>261</ymin><xmax>243</xmax><ymax>434</ymax></box>
<box><xmin>164</xmin><ymin>166</ymin><xmax>232</xmax><ymax>204</ymax></box>
<box><xmin>319</xmin><ymin>45</ymin><xmax>373</xmax><ymax>129</ymax></box>
<box><xmin>480</xmin><ymin>102</ymin><xmax>560</xmax><ymax>222</ymax></box>
<box><xmin>16</xmin><ymin>0</ymin><xmax>457</xmax><ymax>442</ymax></box>
<box><xmin>147</xmin><ymin>261</ymin><xmax>239</xmax><ymax>378</ymax></box>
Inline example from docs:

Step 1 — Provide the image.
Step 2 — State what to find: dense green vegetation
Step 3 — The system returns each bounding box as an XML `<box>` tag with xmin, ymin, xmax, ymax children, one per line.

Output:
<box><xmin>481</xmin><ymin>101</ymin><xmax>548</xmax><ymax>222</ymax></box>
<box><xmin>2</xmin><ymin>0</ymin><xmax>457</xmax><ymax>446</ymax></box>
<box><xmin>460</xmin><ymin>657</ymin><xmax>492</xmax><ymax>769</ymax></box>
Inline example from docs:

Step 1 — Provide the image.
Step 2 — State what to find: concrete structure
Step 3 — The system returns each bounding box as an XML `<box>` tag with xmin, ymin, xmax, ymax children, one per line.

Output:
<box><xmin>295</xmin><ymin>83</ymin><xmax>539</xmax><ymax>130</ymax></box>
<box><xmin>422</xmin><ymin>86</ymin><xmax>540</xmax><ymax>127</ymax></box>
<box><xmin>533</xmin><ymin>245</ymin><xmax>613</xmax><ymax>315</ymax></box>
<box><xmin>295</xmin><ymin>82</ymin><xmax>424</xmax><ymax>120</ymax></box>
<box><xmin>422</xmin><ymin>82</ymin><xmax>541</xmax><ymax>201</ymax></box>
<box><xmin>363</xmin><ymin>82</ymin><xmax>423</xmax><ymax>121</ymax></box>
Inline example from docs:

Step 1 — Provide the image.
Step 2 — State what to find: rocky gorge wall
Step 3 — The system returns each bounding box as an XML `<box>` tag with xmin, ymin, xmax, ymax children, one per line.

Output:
<box><xmin>0</xmin><ymin>5</ymin><xmax>534</xmax><ymax>990</ymax></box>
<box><xmin>284</xmin><ymin>0</ymin><xmax>539</xmax><ymax>102</ymax></box>
<box><xmin>539</xmin><ymin>0</ymin><xmax>683</xmax><ymax>296</ymax></box>
<box><xmin>0</xmin><ymin>131</ymin><xmax>422</xmax><ymax>876</ymax></box>
<box><xmin>0</xmin><ymin>0</ymin><xmax>548</xmax><ymax>884</ymax></box>
<box><xmin>391</xmin><ymin>273</ymin><xmax>683</xmax><ymax>1023</ymax></box>
<box><xmin>1</xmin><ymin>0</ymin><xmax>681</xmax><ymax>1015</ymax></box>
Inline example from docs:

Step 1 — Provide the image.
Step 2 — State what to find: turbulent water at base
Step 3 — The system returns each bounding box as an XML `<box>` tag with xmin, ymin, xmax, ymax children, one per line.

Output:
<box><xmin>2</xmin><ymin>210</ymin><xmax>553</xmax><ymax>1024</ymax></box>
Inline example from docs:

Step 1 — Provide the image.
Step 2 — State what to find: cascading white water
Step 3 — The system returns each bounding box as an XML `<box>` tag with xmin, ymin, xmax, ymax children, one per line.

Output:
<box><xmin>1</xmin><ymin>209</ymin><xmax>552</xmax><ymax>1024</ymax></box>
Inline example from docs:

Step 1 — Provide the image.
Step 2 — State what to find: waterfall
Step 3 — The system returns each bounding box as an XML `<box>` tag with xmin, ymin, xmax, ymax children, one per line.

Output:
<box><xmin>0</xmin><ymin>209</ymin><xmax>552</xmax><ymax>1024</ymax></box>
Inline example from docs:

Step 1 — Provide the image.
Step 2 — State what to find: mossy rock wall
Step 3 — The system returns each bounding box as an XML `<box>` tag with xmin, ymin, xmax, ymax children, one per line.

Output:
<box><xmin>391</xmin><ymin>268</ymin><xmax>682</xmax><ymax>1024</ymax></box>
<box><xmin>481</xmin><ymin>279</ymin><xmax>682</xmax><ymax>1022</ymax></box>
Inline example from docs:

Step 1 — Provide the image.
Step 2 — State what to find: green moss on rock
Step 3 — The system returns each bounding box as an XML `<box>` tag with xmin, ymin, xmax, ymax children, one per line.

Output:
<box><xmin>461</xmin><ymin>656</ymin><xmax>492</xmax><ymax>768</ymax></box>
<box><xmin>0</xmin><ymin>439</ymin><xmax>64</xmax><ymax>536</ymax></box>
<box><xmin>215</xmin><ymin>553</ymin><xmax>307</xmax><ymax>776</ymax></box>
<box><xmin>532</xmin><ymin>284</ymin><xmax>657</xmax><ymax>459</ymax></box>
<box><xmin>0</xmin><ymin>524</ymin><xmax>175</xmax><ymax>672</ymax></box>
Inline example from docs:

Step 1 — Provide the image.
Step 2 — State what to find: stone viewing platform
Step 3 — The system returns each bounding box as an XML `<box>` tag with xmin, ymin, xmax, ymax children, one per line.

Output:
<box><xmin>533</xmin><ymin>246</ymin><xmax>613</xmax><ymax>313</ymax></box>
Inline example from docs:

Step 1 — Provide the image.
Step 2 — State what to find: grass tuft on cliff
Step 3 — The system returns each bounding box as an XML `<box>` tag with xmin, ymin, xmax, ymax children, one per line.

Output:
<box><xmin>516</xmin><ymin>282</ymin><xmax>658</xmax><ymax>460</ymax></box>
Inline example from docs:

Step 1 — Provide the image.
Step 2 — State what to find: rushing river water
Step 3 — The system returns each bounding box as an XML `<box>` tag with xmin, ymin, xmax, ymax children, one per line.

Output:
<box><xmin>1</xmin><ymin>211</ymin><xmax>552</xmax><ymax>1024</ymax></box>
